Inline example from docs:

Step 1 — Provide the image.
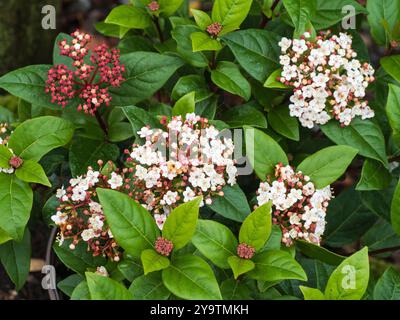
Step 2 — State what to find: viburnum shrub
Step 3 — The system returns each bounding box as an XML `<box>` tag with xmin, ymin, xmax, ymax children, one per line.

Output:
<box><xmin>1</xmin><ymin>0</ymin><xmax>400</xmax><ymax>301</ymax></box>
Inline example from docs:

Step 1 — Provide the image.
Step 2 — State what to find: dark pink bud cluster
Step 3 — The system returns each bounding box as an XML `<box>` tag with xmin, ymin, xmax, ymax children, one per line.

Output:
<box><xmin>154</xmin><ymin>237</ymin><xmax>174</xmax><ymax>256</ymax></box>
<box><xmin>9</xmin><ymin>156</ymin><xmax>23</xmax><ymax>169</ymax></box>
<box><xmin>206</xmin><ymin>22</ymin><xmax>222</xmax><ymax>37</ymax></box>
<box><xmin>45</xmin><ymin>29</ymin><xmax>125</xmax><ymax>115</ymax></box>
<box><xmin>45</xmin><ymin>65</ymin><xmax>75</xmax><ymax>108</ymax></box>
<box><xmin>237</xmin><ymin>243</ymin><xmax>255</xmax><ymax>259</ymax></box>
<box><xmin>77</xmin><ymin>85</ymin><xmax>111</xmax><ymax>113</ymax></box>
<box><xmin>147</xmin><ymin>1</ymin><xmax>160</xmax><ymax>11</ymax></box>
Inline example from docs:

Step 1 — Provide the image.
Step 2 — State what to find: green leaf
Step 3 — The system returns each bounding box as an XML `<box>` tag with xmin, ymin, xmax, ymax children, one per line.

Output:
<box><xmin>123</xmin><ymin>105</ymin><xmax>161</xmax><ymax>139</ymax></box>
<box><xmin>171</xmin><ymin>25</ymin><xmax>208</xmax><ymax>67</ymax></box>
<box><xmin>367</xmin><ymin>0</ymin><xmax>400</xmax><ymax>47</ymax></box>
<box><xmin>373</xmin><ymin>267</ymin><xmax>400</xmax><ymax>300</ymax></box>
<box><xmin>296</xmin><ymin>240</ymin><xmax>345</xmax><ymax>266</ymax></box>
<box><xmin>268</xmin><ymin>105</ymin><xmax>299</xmax><ymax>141</ymax></box>
<box><xmin>321</xmin><ymin>118</ymin><xmax>388</xmax><ymax>167</ymax></box>
<box><xmin>244</xmin><ymin>127</ymin><xmax>288</xmax><ymax>179</ymax></box>
<box><xmin>53</xmin><ymin>240</ymin><xmax>106</xmax><ymax>275</ymax></box>
<box><xmin>159</xmin><ymin>0</ymin><xmax>184</xmax><ymax>16</ymax></box>
<box><xmin>311</xmin><ymin>0</ymin><xmax>367</xmax><ymax>30</ymax></box>
<box><xmin>212</xmin><ymin>0</ymin><xmax>253</xmax><ymax>32</ymax></box>
<box><xmin>228</xmin><ymin>255</ymin><xmax>255</xmax><ymax>279</ymax></box>
<box><xmin>95</xmin><ymin>22</ymin><xmax>130</xmax><ymax>39</ymax></box>
<box><xmin>129</xmin><ymin>273</ymin><xmax>171</xmax><ymax>300</ymax></box>
<box><xmin>105</xmin><ymin>5</ymin><xmax>152</xmax><ymax>29</ymax></box>
<box><xmin>15</xmin><ymin>160</ymin><xmax>51</xmax><ymax>187</ymax></box>
<box><xmin>71</xmin><ymin>281</ymin><xmax>90</xmax><ymax>300</ymax></box>
<box><xmin>0</xmin><ymin>145</ymin><xmax>12</xmax><ymax>168</ymax></box>
<box><xmin>247</xmin><ymin>250</ymin><xmax>307</xmax><ymax>282</ymax></box>
<box><xmin>191</xmin><ymin>31</ymin><xmax>223</xmax><ymax>52</ymax></box>
<box><xmin>382</xmin><ymin>56</ymin><xmax>400</xmax><ymax>83</ymax></box>
<box><xmin>110</xmin><ymin>52</ymin><xmax>183</xmax><ymax>106</ymax></box>
<box><xmin>211</xmin><ymin>61</ymin><xmax>251</xmax><ymax>100</ymax></box>
<box><xmin>282</xmin><ymin>0</ymin><xmax>317</xmax><ymax>37</ymax></box>
<box><xmin>208</xmin><ymin>184</ymin><xmax>250</xmax><ymax>222</ymax></box>
<box><xmin>172</xmin><ymin>91</ymin><xmax>195</xmax><ymax>117</ymax></box>
<box><xmin>86</xmin><ymin>272</ymin><xmax>133</xmax><ymax>300</ymax></box>
<box><xmin>0</xmin><ymin>174</ymin><xmax>33</xmax><ymax>240</ymax></box>
<box><xmin>118</xmin><ymin>258</ymin><xmax>143</xmax><ymax>282</ymax></box>
<box><xmin>191</xmin><ymin>9</ymin><xmax>213</xmax><ymax>30</ymax></box>
<box><xmin>356</xmin><ymin>159</ymin><xmax>392</xmax><ymax>191</ymax></box>
<box><xmin>8</xmin><ymin>116</ymin><xmax>74</xmax><ymax>162</ymax></box>
<box><xmin>391</xmin><ymin>179</ymin><xmax>400</xmax><ymax>237</ymax></box>
<box><xmin>0</xmin><ymin>229</ymin><xmax>31</xmax><ymax>290</ymax></box>
<box><xmin>162</xmin><ymin>254</ymin><xmax>222</xmax><ymax>300</ymax></box>
<box><xmin>300</xmin><ymin>286</ymin><xmax>325</xmax><ymax>300</ymax></box>
<box><xmin>108</xmin><ymin>122</ymin><xmax>134</xmax><ymax>142</ymax></box>
<box><xmin>162</xmin><ymin>197</ymin><xmax>201</xmax><ymax>249</ymax></box>
<box><xmin>69</xmin><ymin>136</ymin><xmax>119</xmax><ymax>176</ymax></box>
<box><xmin>118</xmin><ymin>35</ymin><xmax>154</xmax><ymax>54</ymax></box>
<box><xmin>222</xmin><ymin>29</ymin><xmax>281</xmax><ymax>82</ymax></box>
<box><xmin>192</xmin><ymin>219</ymin><xmax>238</xmax><ymax>269</ymax></box>
<box><xmin>386</xmin><ymin>84</ymin><xmax>400</xmax><ymax>146</ymax></box>
<box><xmin>141</xmin><ymin>249</ymin><xmax>170</xmax><ymax>275</ymax></box>
<box><xmin>221</xmin><ymin>278</ymin><xmax>252</xmax><ymax>299</ymax></box>
<box><xmin>0</xmin><ymin>65</ymin><xmax>59</xmax><ymax>108</ymax></box>
<box><xmin>221</xmin><ymin>102</ymin><xmax>268</xmax><ymax>128</ymax></box>
<box><xmin>97</xmin><ymin>188</ymin><xmax>160</xmax><ymax>258</ymax></box>
<box><xmin>325</xmin><ymin>188</ymin><xmax>378</xmax><ymax>247</ymax></box>
<box><xmin>297</xmin><ymin>146</ymin><xmax>358</xmax><ymax>189</ymax></box>
<box><xmin>171</xmin><ymin>75</ymin><xmax>211</xmax><ymax>102</ymax></box>
<box><xmin>264</xmin><ymin>69</ymin><xmax>290</xmax><ymax>89</ymax></box>
<box><xmin>0</xmin><ymin>228</ymin><xmax>12</xmax><ymax>245</ymax></box>
<box><xmin>58</xmin><ymin>274</ymin><xmax>84</xmax><ymax>297</ymax></box>
<box><xmin>239</xmin><ymin>202</ymin><xmax>272</xmax><ymax>251</ymax></box>
<box><xmin>325</xmin><ymin>247</ymin><xmax>369</xmax><ymax>300</ymax></box>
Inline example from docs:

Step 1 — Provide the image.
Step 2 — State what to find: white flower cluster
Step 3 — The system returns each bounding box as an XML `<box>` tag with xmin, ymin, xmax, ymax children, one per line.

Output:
<box><xmin>126</xmin><ymin>113</ymin><xmax>238</xmax><ymax>229</ymax></box>
<box><xmin>278</xmin><ymin>31</ymin><xmax>375</xmax><ymax>128</ymax></box>
<box><xmin>51</xmin><ymin>166</ymin><xmax>121</xmax><ymax>260</ymax></box>
<box><xmin>256</xmin><ymin>164</ymin><xmax>332</xmax><ymax>245</ymax></box>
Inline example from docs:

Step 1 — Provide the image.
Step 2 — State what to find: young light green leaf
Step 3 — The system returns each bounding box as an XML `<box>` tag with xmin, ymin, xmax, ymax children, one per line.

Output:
<box><xmin>244</xmin><ymin>127</ymin><xmax>288</xmax><ymax>179</ymax></box>
<box><xmin>172</xmin><ymin>91</ymin><xmax>195</xmax><ymax>117</ymax></box>
<box><xmin>162</xmin><ymin>254</ymin><xmax>222</xmax><ymax>300</ymax></box>
<box><xmin>264</xmin><ymin>69</ymin><xmax>290</xmax><ymax>88</ymax></box>
<box><xmin>0</xmin><ymin>145</ymin><xmax>12</xmax><ymax>168</ymax></box>
<box><xmin>191</xmin><ymin>31</ymin><xmax>223</xmax><ymax>52</ymax></box>
<box><xmin>211</xmin><ymin>61</ymin><xmax>251</xmax><ymax>100</ymax></box>
<box><xmin>324</xmin><ymin>247</ymin><xmax>369</xmax><ymax>300</ymax></box>
<box><xmin>0</xmin><ymin>229</ymin><xmax>31</xmax><ymax>290</ymax></box>
<box><xmin>386</xmin><ymin>84</ymin><xmax>400</xmax><ymax>147</ymax></box>
<box><xmin>8</xmin><ymin>116</ymin><xmax>74</xmax><ymax>162</ymax></box>
<box><xmin>162</xmin><ymin>197</ymin><xmax>202</xmax><ymax>249</ymax></box>
<box><xmin>141</xmin><ymin>249</ymin><xmax>170</xmax><ymax>275</ymax></box>
<box><xmin>71</xmin><ymin>281</ymin><xmax>90</xmax><ymax>300</ymax></box>
<box><xmin>247</xmin><ymin>250</ymin><xmax>307</xmax><ymax>282</ymax></box>
<box><xmin>212</xmin><ymin>0</ymin><xmax>253</xmax><ymax>33</ymax></box>
<box><xmin>105</xmin><ymin>5</ymin><xmax>152</xmax><ymax>29</ymax></box>
<box><xmin>282</xmin><ymin>0</ymin><xmax>317</xmax><ymax>37</ymax></box>
<box><xmin>97</xmin><ymin>188</ymin><xmax>160</xmax><ymax>258</ymax></box>
<box><xmin>15</xmin><ymin>160</ymin><xmax>51</xmax><ymax>187</ymax></box>
<box><xmin>297</xmin><ymin>145</ymin><xmax>358</xmax><ymax>189</ymax></box>
<box><xmin>239</xmin><ymin>202</ymin><xmax>272</xmax><ymax>251</ymax></box>
<box><xmin>159</xmin><ymin>0</ymin><xmax>184</xmax><ymax>16</ymax></box>
<box><xmin>228</xmin><ymin>255</ymin><xmax>255</xmax><ymax>279</ymax></box>
<box><xmin>192</xmin><ymin>219</ymin><xmax>238</xmax><ymax>269</ymax></box>
<box><xmin>300</xmin><ymin>286</ymin><xmax>325</xmax><ymax>300</ymax></box>
<box><xmin>86</xmin><ymin>272</ymin><xmax>133</xmax><ymax>300</ymax></box>
<box><xmin>0</xmin><ymin>174</ymin><xmax>33</xmax><ymax>241</ymax></box>
<box><xmin>191</xmin><ymin>9</ymin><xmax>212</xmax><ymax>30</ymax></box>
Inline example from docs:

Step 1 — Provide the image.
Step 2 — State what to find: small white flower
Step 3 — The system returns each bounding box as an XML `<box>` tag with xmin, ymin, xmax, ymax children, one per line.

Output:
<box><xmin>108</xmin><ymin>172</ymin><xmax>123</xmax><ymax>189</ymax></box>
